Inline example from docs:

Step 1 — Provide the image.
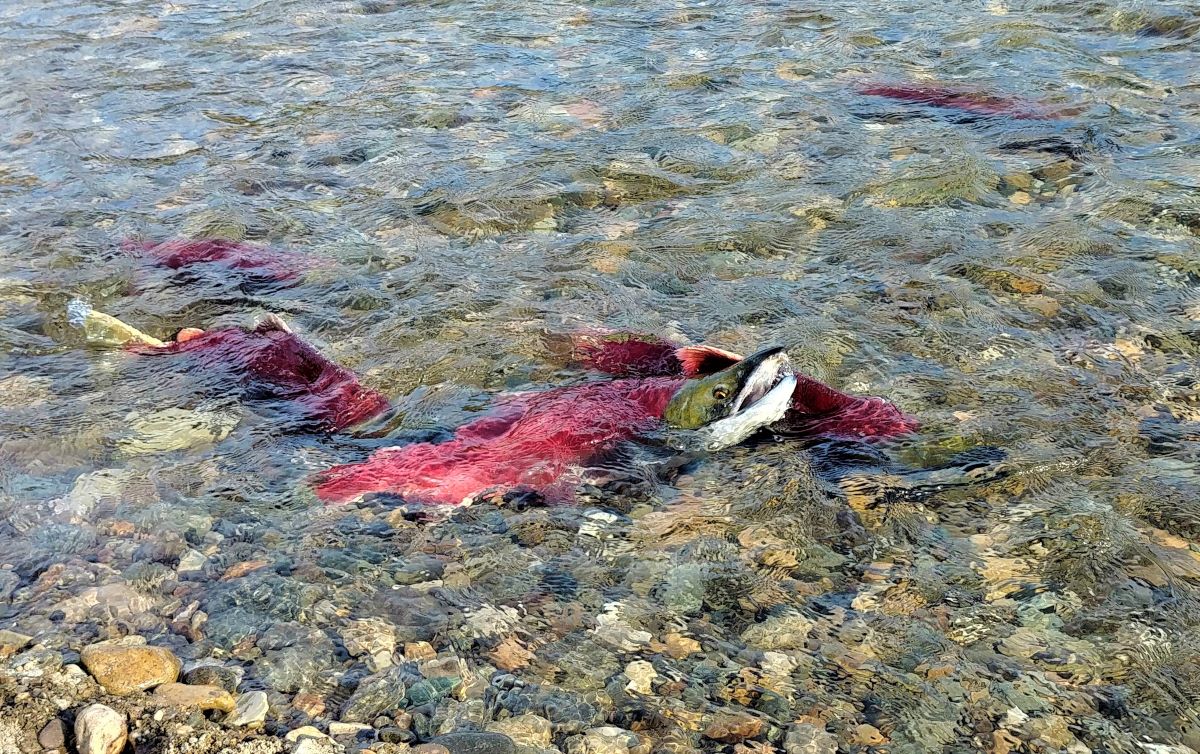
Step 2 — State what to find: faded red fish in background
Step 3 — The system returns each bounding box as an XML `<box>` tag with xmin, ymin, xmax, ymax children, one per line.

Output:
<box><xmin>857</xmin><ymin>83</ymin><xmax>1061</xmax><ymax>120</ymax></box>
<box><xmin>122</xmin><ymin>239</ymin><xmax>321</xmax><ymax>283</ymax></box>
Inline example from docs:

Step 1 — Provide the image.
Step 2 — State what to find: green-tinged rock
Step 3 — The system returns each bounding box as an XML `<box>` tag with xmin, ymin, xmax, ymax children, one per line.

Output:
<box><xmin>860</xmin><ymin>152</ymin><xmax>1001</xmax><ymax>207</ymax></box>
<box><xmin>118</xmin><ymin>406</ymin><xmax>239</xmax><ymax>455</ymax></box>
<box><xmin>431</xmin><ymin>731</ymin><xmax>516</xmax><ymax>754</ymax></box>
<box><xmin>341</xmin><ymin>666</ymin><xmax>408</xmax><ymax>722</ymax></box>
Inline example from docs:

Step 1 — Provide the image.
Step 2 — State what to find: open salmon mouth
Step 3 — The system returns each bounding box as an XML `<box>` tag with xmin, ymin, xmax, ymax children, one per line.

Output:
<box><xmin>701</xmin><ymin>347</ymin><xmax>797</xmax><ymax>451</ymax></box>
<box><xmin>731</xmin><ymin>349</ymin><xmax>792</xmax><ymax>414</ymax></box>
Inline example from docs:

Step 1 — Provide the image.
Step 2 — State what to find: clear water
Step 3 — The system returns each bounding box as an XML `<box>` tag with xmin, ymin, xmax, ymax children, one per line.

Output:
<box><xmin>2</xmin><ymin>0</ymin><xmax>1200</xmax><ymax>750</ymax></box>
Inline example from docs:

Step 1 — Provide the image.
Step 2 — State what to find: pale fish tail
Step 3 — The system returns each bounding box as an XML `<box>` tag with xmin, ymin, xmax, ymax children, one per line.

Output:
<box><xmin>66</xmin><ymin>298</ymin><xmax>165</xmax><ymax>348</ymax></box>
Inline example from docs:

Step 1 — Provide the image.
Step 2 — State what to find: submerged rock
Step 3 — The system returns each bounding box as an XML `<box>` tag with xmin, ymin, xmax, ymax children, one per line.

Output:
<box><xmin>703</xmin><ymin>712</ymin><xmax>763</xmax><ymax>743</ymax></box>
<box><xmin>81</xmin><ymin>643</ymin><xmax>181</xmax><ymax>695</ymax></box>
<box><xmin>75</xmin><ymin>704</ymin><xmax>127</xmax><ymax>754</ymax></box>
<box><xmin>341</xmin><ymin>666</ymin><xmax>408</xmax><ymax>722</ymax></box>
<box><xmin>341</xmin><ymin>616</ymin><xmax>397</xmax><ymax>670</ymax></box>
<box><xmin>118</xmin><ymin>406</ymin><xmax>239</xmax><ymax>455</ymax></box>
<box><xmin>256</xmin><ymin>622</ymin><xmax>335</xmax><ymax>692</ymax></box>
<box><xmin>430</xmin><ymin>731</ymin><xmax>516</xmax><ymax>754</ymax></box>
<box><xmin>486</xmin><ymin>714</ymin><xmax>552</xmax><ymax>749</ymax></box>
<box><xmin>183</xmin><ymin>663</ymin><xmax>243</xmax><ymax>693</ymax></box>
<box><xmin>784</xmin><ymin>723</ymin><xmax>837</xmax><ymax>754</ymax></box>
<box><xmin>56</xmin><ymin>583</ymin><xmax>160</xmax><ymax>623</ymax></box>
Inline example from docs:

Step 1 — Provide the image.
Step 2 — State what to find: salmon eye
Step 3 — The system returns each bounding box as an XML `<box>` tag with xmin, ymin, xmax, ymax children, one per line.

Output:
<box><xmin>712</xmin><ymin>386</ymin><xmax>729</xmax><ymax>400</ymax></box>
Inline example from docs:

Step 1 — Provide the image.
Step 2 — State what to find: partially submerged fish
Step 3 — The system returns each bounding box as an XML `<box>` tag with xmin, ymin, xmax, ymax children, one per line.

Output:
<box><xmin>857</xmin><ymin>83</ymin><xmax>1059</xmax><ymax>120</ymax></box>
<box><xmin>314</xmin><ymin>346</ymin><xmax>800</xmax><ymax>505</ymax></box>
<box><xmin>70</xmin><ymin>305</ymin><xmax>918</xmax><ymax>505</ymax></box>
<box><xmin>70</xmin><ymin>301</ymin><xmax>389</xmax><ymax>432</ymax></box>
<box><xmin>315</xmin><ymin>332</ymin><xmax>917</xmax><ymax>506</ymax></box>
<box><xmin>122</xmin><ymin>239</ymin><xmax>319</xmax><ymax>284</ymax></box>
<box><xmin>562</xmin><ymin>329</ymin><xmax>918</xmax><ymax>439</ymax></box>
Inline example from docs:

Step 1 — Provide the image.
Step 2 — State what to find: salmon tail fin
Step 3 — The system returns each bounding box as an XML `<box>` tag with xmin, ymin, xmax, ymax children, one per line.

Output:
<box><xmin>675</xmin><ymin>345</ymin><xmax>743</xmax><ymax>377</ymax></box>
<box><xmin>254</xmin><ymin>313</ymin><xmax>292</xmax><ymax>334</ymax></box>
<box><xmin>66</xmin><ymin>299</ymin><xmax>166</xmax><ymax>348</ymax></box>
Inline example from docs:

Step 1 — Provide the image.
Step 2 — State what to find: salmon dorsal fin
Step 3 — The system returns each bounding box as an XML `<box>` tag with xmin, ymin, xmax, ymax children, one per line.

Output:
<box><xmin>675</xmin><ymin>345</ymin><xmax>743</xmax><ymax>377</ymax></box>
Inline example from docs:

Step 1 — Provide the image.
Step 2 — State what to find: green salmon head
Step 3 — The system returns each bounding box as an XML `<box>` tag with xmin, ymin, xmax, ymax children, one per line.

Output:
<box><xmin>663</xmin><ymin>346</ymin><xmax>796</xmax><ymax>451</ymax></box>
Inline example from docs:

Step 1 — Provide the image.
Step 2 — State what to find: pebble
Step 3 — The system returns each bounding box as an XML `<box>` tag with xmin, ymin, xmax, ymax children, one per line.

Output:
<box><xmin>294</xmin><ymin>739</ymin><xmax>340</xmax><ymax>754</ymax></box>
<box><xmin>330</xmin><ymin>721</ymin><xmax>374</xmax><ymax>737</ymax></box>
<box><xmin>850</xmin><ymin>723</ymin><xmax>887</xmax><ymax>746</ymax></box>
<box><xmin>38</xmin><ymin>718</ymin><xmax>66</xmax><ymax>750</ymax></box>
<box><xmin>486</xmin><ymin>714</ymin><xmax>552</xmax><ymax>748</ymax></box>
<box><xmin>341</xmin><ymin>666</ymin><xmax>409</xmax><ymax>722</ymax></box>
<box><xmin>784</xmin><ymin>723</ymin><xmax>837</xmax><ymax>754</ymax></box>
<box><xmin>56</xmin><ymin>584</ymin><xmax>159</xmax><ymax>623</ymax></box>
<box><xmin>119</xmin><ymin>406</ymin><xmax>238</xmax><ymax>454</ymax></box>
<box><xmin>576</xmin><ymin>727</ymin><xmax>639</xmax><ymax>754</ymax></box>
<box><xmin>591</xmin><ymin>604</ymin><xmax>651</xmax><ymax>651</ymax></box>
<box><xmin>660</xmin><ymin>633</ymin><xmax>700</xmax><ymax>659</ymax></box>
<box><xmin>741</xmin><ymin>613</ymin><xmax>814</xmax><ymax>651</ymax></box>
<box><xmin>703</xmin><ymin>712</ymin><xmax>763</xmax><ymax>743</ymax></box>
<box><xmin>430</xmin><ymin>731</ymin><xmax>517</xmax><ymax>754</ymax></box>
<box><xmin>342</xmin><ymin>617</ymin><xmax>397</xmax><ymax>670</ymax></box>
<box><xmin>624</xmin><ymin>660</ymin><xmax>657</xmax><ymax>694</ymax></box>
<box><xmin>1009</xmin><ymin>191</ymin><xmax>1033</xmax><ymax>205</ymax></box>
<box><xmin>226</xmin><ymin>690</ymin><xmax>269</xmax><ymax>728</ymax></box>
<box><xmin>293</xmin><ymin>691</ymin><xmax>327</xmax><ymax>717</ymax></box>
<box><xmin>81</xmin><ymin>644</ymin><xmax>181</xmax><ymax>695</ymax></box>
<box><xmin>151</xmin><ymin>682</ymin><xmax>237</xmax><ymax>712</ymax></box>
<box><xmin>183</xmin><ymin>664</ymin><xmax>243</xmax><ymax>693</ymax></box>
<box><xmin>412</xmin><ymin>746</ymin><xmax>452</xmax><ymax>754</ymax></box>
<box><xmin>177</xmin><ymin>549</ymin><xmax>208</xmax><ymax>575</ymax></box>
<box><xmin>75</xmin><ymin>704</ymin><xmax>127</xmax><ymax>754</ymax></box>
<box><xmin>404</xmin><ymin>641</ymin><xmax>437</xmax><ymax>662</ymax></box>
<box><xmin>286</xmin><ymin>726</ymin><xmax>329</xmax><ymax>742</ymax></box>
<box><xmin>0</xmin><ymin>629</ymin><xmax>31</xmax><ymax>658</ymax></box>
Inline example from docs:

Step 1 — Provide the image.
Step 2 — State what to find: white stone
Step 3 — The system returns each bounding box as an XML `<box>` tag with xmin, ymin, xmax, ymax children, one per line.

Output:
<box><xmin>75</xmin><ymin>704</ymin><xmax>127</xmax><ymax>754</ymax></box>
<box><xmin>624</xmin><ymin>661</ymin><xmax>657</xmax><ymax>694</ymax></box>
<box><xmin>329</xmin><ymin>721</ymin><xmax>372</xmax><ymax>737</ymax></box>
<box><xmin>226</xmin><ymin>691</ymin><xmax>269</xmax><ymax>728</ymax></box>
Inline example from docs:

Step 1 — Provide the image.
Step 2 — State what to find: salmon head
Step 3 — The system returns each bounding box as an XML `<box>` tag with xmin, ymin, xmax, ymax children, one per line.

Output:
<box><xmin>663</xmin><ymin>346</ymin><xmax>797</xmax><ymax>451</ymax></box>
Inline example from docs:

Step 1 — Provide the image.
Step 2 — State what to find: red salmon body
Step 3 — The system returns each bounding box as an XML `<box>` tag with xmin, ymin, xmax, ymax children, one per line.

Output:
<box><xmin>131</xmin><ymin>322</ymin><xmax>390</xmax><ymax>432</ymax></box>
<box><xmin>122</xmin><ymin>239</ymin><xmax>320</xmax><ymax>283</ymax></box>
<box><xmin>858</xmin><ymin>83</ymin><xmax>1057</xmax><ymax>120</ymax></box>
<box><xmin>314</xmin><ymin>377</ymin><xmax>683</xmax><ymax>505</ymax></box>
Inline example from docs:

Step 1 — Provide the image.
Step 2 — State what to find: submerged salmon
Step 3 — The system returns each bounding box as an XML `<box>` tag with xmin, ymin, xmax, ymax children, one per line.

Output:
<box><xmin>314</xmin><ymin>331</ymin><xmax>917</xmax><ymax>506</ymax></box>
<box><xmin>858</xmin><ymin>83</ymin><xmax>1059</xmax><ymax>120</ymax></box>
<box><xmin>70</xmin><ymin>301</ymin><xmax>389</xmax><ymax>432</ymax></box>
<box><xmin>122</xmin><ymin>239</ymin><xmax>320</xmax><ymax>283</ymax></box>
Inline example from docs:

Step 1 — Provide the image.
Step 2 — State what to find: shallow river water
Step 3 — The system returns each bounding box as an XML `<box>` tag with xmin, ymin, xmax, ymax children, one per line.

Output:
<box><xmin>2</xmin><ymin>0</ymin><xmax>1200</xmax><ymax>752</ymax></box>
